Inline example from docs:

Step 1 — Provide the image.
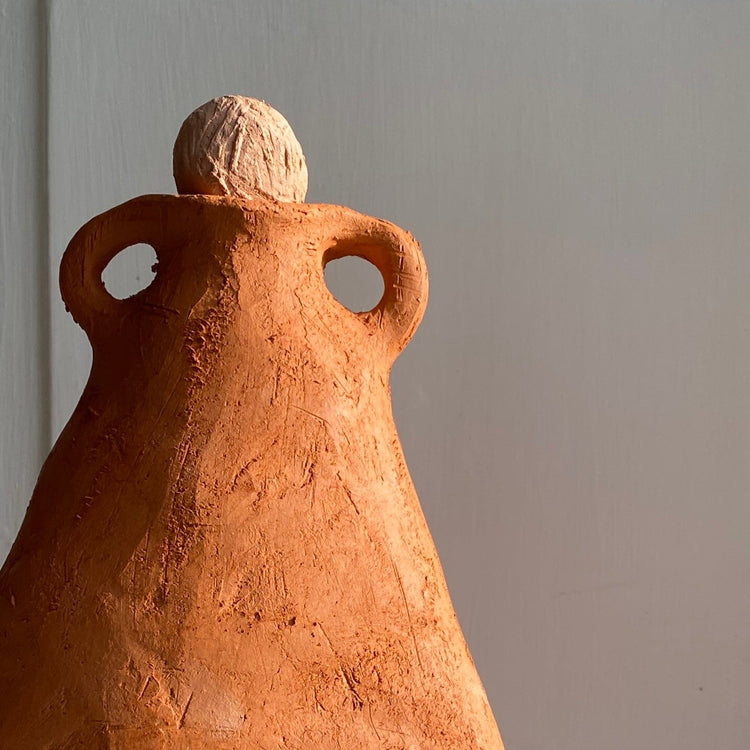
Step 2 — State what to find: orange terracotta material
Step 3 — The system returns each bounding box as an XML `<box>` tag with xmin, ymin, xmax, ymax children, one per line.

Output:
<box><xmin>0</xmin><ymin>98</ymin><xmax>505</xmax><ymax>749</ymax></box>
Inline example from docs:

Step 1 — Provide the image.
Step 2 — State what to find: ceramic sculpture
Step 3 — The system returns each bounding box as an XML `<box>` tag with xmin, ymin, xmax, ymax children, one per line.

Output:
<box><xmin>0</xmin><ymin>96</ymin><xmax>504</xmax><ymax>749</ymax></box>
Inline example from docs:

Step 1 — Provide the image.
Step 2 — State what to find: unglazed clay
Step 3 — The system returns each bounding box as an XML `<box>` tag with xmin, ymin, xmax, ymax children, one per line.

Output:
<box><xmin>173</xmin><ymin>96</ymin><xmax>308</xmax><ymax>202</ymax></box>
<box><xmin>0</xmin><ymin>98</ymin><xmax>504</xmax><ymax>749</ymax></box>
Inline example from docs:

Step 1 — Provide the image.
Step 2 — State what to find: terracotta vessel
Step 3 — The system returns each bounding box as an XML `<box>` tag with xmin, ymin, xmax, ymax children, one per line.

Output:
<box><xmin>0</xmin><ymin>98</ymin><xmax>504</xmax><ymax>749</ymax></box>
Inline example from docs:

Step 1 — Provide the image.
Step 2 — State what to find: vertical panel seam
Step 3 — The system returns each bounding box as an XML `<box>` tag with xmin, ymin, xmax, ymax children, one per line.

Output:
<box><xmin>38</xmin><ymin>0</ymin><xmax>52</xmax><ymax>453</ymax></box>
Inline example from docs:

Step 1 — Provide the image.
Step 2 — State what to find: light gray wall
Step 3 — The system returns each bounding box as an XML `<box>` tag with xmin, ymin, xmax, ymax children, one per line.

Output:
<box><xmin>0</xmin><ymin>1</ymin><xmax>49</xmax><ymax>558</ymax></box>
<box><xmin>2</xmin><ymin>1</ymin><xmax>749</xmax><ymax>748</ymax></box>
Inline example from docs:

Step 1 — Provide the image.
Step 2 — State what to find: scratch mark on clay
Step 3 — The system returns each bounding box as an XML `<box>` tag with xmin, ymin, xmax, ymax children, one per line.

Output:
<box><xmin>290</xmin><ymin>403</ymin><xmax>330</xmax><ymax>426</ymax></box>
<box><xmin>389</xmin><ymin>551</ymin><xmax>424</xmax><ymax>675</ymax></box>
<box><xmin>142</xmin><ymin>302</ymin><xmax>180</xmax><ymax>316</ymax></box>
<box><xmin>130</xmin><ymin>554</ymin><xmax>139</xmax><ymax>628</ymax></box>
<box><xmin>317</xmin><ymin>622</ymin><xmax>336</xmax><ymax>655</ymax></box>
<box><xmin>143</xmin><ymin>527</ymin><xmax>151</xmax><ymax>565</ymax></box>
<box><xmin>271</xmin><ymin>366</ymin><xmax>282</xmax><ymax>404</ymax></box>
<box><xmin>340</xmin><ymin>665</ymin><xmax>364</xmax><ymax>710</ymax></box>
<box><xmin>138</xmin><ymin>675</ymin><xmax>154</xmax><ymax>701</ymax></box>
<box><xmin>231</xmin><ymin>461</ymin><xmax>255</xmax><ymax>491</ymax></box>
<box><xmin>342</xmin><ymin>485</ymin><xmax>360</xmax><ymax>515</ymax></box>
<box><xmin>178</xmin><ymin>690</ymin><xmax>194</xmax><ymax>728</ymax></box>
<box><xmin>368</xmin><ymin>702</ymin><xmax>381</xmax><ymax>739</ymax></box>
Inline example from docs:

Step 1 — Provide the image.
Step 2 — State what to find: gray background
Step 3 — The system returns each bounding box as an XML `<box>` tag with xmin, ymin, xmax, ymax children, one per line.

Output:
<box><xmin>2</xmin><ymin>1</ymin><xmax>749</xmax><ymax>747</ymax></box>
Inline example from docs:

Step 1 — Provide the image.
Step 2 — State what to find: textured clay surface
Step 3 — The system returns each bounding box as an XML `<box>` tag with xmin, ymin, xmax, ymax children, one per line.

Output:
<box><xmin>173</xmin><ymin>96</ymin><xmax>308</xmax><ymax>203</ymax></box>
<box><xmin>0</xmin><ymin>194</ymin><xmax>504</xmax><ymax>748</ymax></box>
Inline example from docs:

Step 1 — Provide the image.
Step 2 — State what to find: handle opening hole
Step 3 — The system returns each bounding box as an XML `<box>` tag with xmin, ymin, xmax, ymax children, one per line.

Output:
<box><xmin>324</xmin><ymin>255</ymin><xmax>385</xmax><ymax>313</ymax></box>
<box><xmin>102</xmin><ymin>243</ymin><xmax>158</xmax><ymax>300</ymax></box>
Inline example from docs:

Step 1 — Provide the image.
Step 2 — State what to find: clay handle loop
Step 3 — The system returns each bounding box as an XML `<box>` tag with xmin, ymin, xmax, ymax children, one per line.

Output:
<box><xmin>321</xmin><ymin>212</ymin><xmax>429</xmax><ymax>358</ymax></box>
<box><xmin>60</xmin><ymin>195</ymin><xmax>176</xmax><ymax>341</ymax></box>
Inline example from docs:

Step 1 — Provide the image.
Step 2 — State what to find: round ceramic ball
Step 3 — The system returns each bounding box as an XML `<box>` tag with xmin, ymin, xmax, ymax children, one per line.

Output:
<box><xmin>173</xmin><ymin>95</ymin><xmax>308</xmax><ymax>203</ymax></box>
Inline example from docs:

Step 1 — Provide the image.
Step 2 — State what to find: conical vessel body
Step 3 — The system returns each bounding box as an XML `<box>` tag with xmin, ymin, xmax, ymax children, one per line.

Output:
<box><xmin>0</xmin><ymin>194</ymin><xmax>504</xmax><ymax>748</ymax></box>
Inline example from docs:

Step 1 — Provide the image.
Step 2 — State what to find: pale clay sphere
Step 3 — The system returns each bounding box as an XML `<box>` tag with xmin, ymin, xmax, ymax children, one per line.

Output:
<box><xmin>173</xmin><ymin>96</ymin><xmax>308</xmax><ymax>203</ymax></box>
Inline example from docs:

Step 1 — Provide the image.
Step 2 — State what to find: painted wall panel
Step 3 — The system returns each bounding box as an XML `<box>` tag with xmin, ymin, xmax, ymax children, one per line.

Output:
<box><xmin>0</xmin><ymin>1</ymin><xmax>48</xmax><ymax>560</ymax></box>
<box><xmin>0</xmin><ymin>0</ymin><xmax>746</xmax><ymax>747</ymax></box>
